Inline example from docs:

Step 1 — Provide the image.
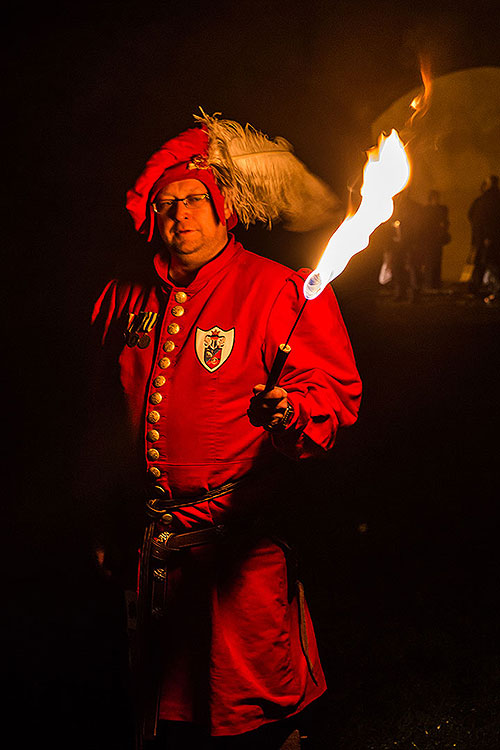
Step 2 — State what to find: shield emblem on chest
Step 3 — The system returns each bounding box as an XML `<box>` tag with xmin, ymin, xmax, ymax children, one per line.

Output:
<box><xmin>195</xmin><ymin>326</ymin><xmax>235</xmax><ymax>372</ymax></box>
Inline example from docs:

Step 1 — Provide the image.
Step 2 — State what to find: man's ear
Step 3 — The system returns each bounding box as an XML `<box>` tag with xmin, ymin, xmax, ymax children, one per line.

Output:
<box><xmin>223</xmin><ymin>198</ymin><xmax>233</xmax><ymax>221</ymax></box>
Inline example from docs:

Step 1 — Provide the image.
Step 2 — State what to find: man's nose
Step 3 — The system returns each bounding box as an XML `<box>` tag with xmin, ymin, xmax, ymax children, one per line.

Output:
<box><xmin>171</xmin><ymin>199</ymin><xmax>190</xmax><ymax>220</ymax></box>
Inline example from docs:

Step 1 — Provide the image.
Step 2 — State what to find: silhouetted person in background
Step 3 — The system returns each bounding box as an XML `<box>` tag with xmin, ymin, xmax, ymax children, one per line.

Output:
<box><xmin>386</xmin><ymin>194</ymin><xmax>424</xmax><ymax>303</ymax></box>
<box><xmin>468</xmin><ymin>175</ymin><xmax>500</xmax><ymax>302</ymax></box>
<box><xmin>467</xmin><ymin>180</ymin><xmax>488</xmax><ymax>296</ymax></box>
<box><xmin>421</xmin><ymin>190</ymin><xmax>449</xmax><ymax>290</ymax></box>
<box><xmin>474</xmin><ymin>175</ymin><xmax>500</xmax><ymax>303</ymax></box>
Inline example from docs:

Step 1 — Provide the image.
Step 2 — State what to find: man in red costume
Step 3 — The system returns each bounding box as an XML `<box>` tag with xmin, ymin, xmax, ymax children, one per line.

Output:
<box><xmin>90</xmin><ymin>114</ymin><xmax>361</xmax><ymax>749</ymax></box>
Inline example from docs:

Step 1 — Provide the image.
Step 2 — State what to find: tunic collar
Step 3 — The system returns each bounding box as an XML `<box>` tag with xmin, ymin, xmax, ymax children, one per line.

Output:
<box><xmin>153</xmin><ymin>234</ymin><xmax>241</xmax><ymax>292</ymax></box>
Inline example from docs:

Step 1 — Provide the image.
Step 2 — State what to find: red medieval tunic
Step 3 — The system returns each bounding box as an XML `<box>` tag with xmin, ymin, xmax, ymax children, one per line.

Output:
<box><xmin>91</xmin><ymin>235</ymin><xmax>361</xmax><ymax>736</ymax></box>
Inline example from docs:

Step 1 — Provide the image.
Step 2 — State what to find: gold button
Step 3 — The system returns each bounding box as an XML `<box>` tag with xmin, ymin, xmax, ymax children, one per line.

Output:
<box><xmin>147</xmin><ymin>448</ymin><xmax>159</xmax><ymax>460</ymax></box>
<box><xmin>163</xmin><ymin>340</ymin><xmax>175</xmax><ymax>353</ymax></box>
<box><xmin>175</xmin><ymin>291</ymin><xmax>188</xmax><ymax>303</ymax></box>
<box><xmin>146</xmin><ymin>429</ymin><xmax>160</xmax><ymax>442</ymax></box>
<box><xmin>153</xmin><ymin>375</ymin><xmax>166</xmax><ymax>387</ymax></box>
<box><xmin>159</xmin><ymin>357</ymin><xmax>171</xmax><ymax>369</ymax></box>
<box><xmin>150</xmin><ymin>392</ymin><xmax>162</xmax><ymax>405</ymax></box>
<box><xmin>147</xmin><ymin>410</ymin><xmax>160</xmax><ymax>424</ymax></box>
<box><xmin>171</xmin><ymin>305</ymin><xmax>184</xmax><ymax>317</ymax></box>
<box><xmin>167</xmin><ymin>323</ymin><xmax>180</xmax><ymax>335</ymax></box>
<box><xmin>148</xmin><ymin>466</ymin><xmax>161</xmax><ymax>478</ymax></box>
<box><xmin>161</xmin><ymin>513</ymin><xmax>173</xmax><ymax>526</ymax></box>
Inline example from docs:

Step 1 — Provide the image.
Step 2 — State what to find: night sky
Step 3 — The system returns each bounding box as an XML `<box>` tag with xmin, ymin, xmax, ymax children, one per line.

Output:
<box><xmin>7</xmin><ymin>0</ymin><xmax>499</xmax><ymax>367</ymax></box>
<box><xmin>5</xmin><ymin>3</ymin><xmax>500</xmax><ymax>746</ymax></box>
<box><xmin>7</xmin><ymin>1</ymin><xmax>500</xmax><ymax>287</ymax></box>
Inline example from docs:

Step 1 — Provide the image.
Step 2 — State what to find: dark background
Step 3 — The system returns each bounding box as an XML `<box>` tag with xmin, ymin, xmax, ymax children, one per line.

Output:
<box><xmin>5</xmin><ymin>2</ymin><xmax>500</xmax><ymax>748</ymax></box>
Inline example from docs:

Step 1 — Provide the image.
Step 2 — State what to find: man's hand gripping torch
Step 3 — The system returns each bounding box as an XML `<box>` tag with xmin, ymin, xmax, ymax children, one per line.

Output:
<box><xmin>247</xmin><ymin>299</ymin><xmax>308</xmax><ymax>430</ymax></box>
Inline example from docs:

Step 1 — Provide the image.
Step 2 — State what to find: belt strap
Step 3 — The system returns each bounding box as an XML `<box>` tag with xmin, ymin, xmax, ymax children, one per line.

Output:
<box><xmin>146</xmin><ymin>476</ymin><xmax>248</xmax><ymax>517</ymax></box>
<box><xmin>151</xmin><ymin>525</ymin><xmax>226</xmax><ymax>557</ymax></box>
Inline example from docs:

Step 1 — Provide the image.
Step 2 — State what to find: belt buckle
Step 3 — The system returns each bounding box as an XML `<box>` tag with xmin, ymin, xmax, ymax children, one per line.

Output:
<box><xmin>155</xmin><ymin>530</ymin><xmax>174</xmax><ymax>548</ymax></box>
<box><xmin>151</xmin><ymin>530</ymin><xmax>176</xmax><ymax>559</ymax></box>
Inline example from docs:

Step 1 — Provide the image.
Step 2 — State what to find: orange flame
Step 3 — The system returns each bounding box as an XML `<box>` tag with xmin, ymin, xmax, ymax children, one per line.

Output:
<box><xmin>410</xmin><ymin>57</ymin><xmax>433</xmax><ymax>124</ymax></box>
<box><xmin>304</xmin><ymin>130</ymin><xmax>410</xmax><ymax>299</ymax></box>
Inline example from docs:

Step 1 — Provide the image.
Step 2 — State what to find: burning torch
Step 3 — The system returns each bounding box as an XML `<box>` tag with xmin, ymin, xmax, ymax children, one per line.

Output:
<box><xmin>265</xmin><ymin>129</ymin><xmax>411</xmax><ymax>392</ymax></box>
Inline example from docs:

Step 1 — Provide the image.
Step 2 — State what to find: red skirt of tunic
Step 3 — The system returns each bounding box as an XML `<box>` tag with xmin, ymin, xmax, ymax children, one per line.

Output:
<box><xmin>156</xmin><ymin>536</ymin><xmax>326</xmax><ymax>736</ymax></box>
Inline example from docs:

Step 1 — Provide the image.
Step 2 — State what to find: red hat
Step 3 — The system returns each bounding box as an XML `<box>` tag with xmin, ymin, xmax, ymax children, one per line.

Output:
<box><xmin>126</xmin><ymin>111</ymin><xmax>341</xmax><ymax>239</ymax></box>
<box><xmin>126</xmin><ymin>125</ymin><xmax>237</xmax><ymax>241</ymax></box>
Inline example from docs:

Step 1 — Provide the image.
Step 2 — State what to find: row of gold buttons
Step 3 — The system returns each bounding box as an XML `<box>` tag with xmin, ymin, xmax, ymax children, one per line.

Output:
<box><xmin>146</xmin><ymin>291</ymin><xmax>187</xmax><ymax>478</ymax></box>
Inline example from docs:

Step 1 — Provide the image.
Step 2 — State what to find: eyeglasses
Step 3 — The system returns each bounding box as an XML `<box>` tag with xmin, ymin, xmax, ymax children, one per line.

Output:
<box><xmin>152</xmin><ymin>194</ymin><xmax>210</xmax><ymax>214</ymax></box>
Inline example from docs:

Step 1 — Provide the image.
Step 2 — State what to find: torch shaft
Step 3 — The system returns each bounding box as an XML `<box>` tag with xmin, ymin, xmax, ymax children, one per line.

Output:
<box><xmin>264</xmin><ymin>299</ymin><xmax>308</xmax><ymax>392</ymax></box>
<box><xmin>283</xmin><ymin>299</ymin><xmax>308</xmax><ymax>348</ymax></box>
<box><xmin>264</xmin><ymin>343</ymin><xmax>291</xmax><ymax>392</ymax></box>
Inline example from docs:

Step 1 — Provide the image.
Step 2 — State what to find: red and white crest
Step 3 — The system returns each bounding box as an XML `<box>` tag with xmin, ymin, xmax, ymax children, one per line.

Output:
<box><xmin>195</xmin><ymin>326</ymin><xmax>235</xmax><ymax>372</ymax></box>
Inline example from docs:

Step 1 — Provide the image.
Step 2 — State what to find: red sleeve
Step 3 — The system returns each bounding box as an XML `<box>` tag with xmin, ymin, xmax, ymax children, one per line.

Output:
<box><xmin>263</xmin><ymin>269</ymin><xmax>362</xmax><ymax>459</ymax></box>
<box><xmin>90</xmin><ymin>279</ymin><xmax>127</xmax><ymax>345</ymax></box>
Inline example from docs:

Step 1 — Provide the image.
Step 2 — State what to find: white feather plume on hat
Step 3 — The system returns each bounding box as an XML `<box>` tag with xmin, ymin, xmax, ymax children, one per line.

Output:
<box><xmin>194</xmin><ymin>110</ymin><xmax>342</xmax><ymax>232</ymax></box>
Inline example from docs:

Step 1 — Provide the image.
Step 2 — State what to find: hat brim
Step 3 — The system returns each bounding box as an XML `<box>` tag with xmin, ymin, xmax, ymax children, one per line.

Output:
<box><xmin>147</xmin><ymin>162</ymin><xmax>236</xmax><ymax>240</ymax></box>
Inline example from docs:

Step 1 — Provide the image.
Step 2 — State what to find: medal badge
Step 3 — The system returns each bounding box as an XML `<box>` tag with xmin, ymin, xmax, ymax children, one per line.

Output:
<box><xmin>137</xmin><ymin>333</ymin><xmax>151</xmax><ymax>349</ymax></box>
<box><xmin>126</xmin><ymin>331</ymin><xmax>140</xmax><ymax>347</ymax></box>
<box><xmin>195</xmin><ymin>326</ymin><xmax>235</xmax><ymax>372</ymax></box>
<box><xmin>125</xmin><ymin>311</ymin><xmax>158</xmax><ymax>348</ymax></box>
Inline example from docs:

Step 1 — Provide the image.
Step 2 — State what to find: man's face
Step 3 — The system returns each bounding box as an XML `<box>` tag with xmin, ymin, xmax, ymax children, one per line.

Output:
<box><xmin>154</xmin><ymin>179</ymin><xmax>231</xmax><ymax>265</ymax></box>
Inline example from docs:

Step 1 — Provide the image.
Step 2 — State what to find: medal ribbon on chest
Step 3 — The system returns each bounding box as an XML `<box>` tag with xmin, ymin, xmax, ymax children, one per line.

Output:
<box><xmin>125</xmin><ymin>311</ymin><xmax>159</xmax><ymax>348</ymax></box>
